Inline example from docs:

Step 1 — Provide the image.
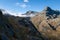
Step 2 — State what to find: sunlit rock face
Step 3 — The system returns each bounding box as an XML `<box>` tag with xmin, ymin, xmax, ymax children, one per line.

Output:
<box><xmin>31</xmin><ymin>7</ymin><xmax>60</xmax><ymax>40</ymax></box>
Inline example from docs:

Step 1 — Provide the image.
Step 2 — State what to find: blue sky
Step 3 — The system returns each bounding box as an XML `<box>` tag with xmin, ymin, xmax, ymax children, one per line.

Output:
<box><xmin>0</xmin><ymin>0</ymin><xmax>60</xmax><ymax>15</ymax></box>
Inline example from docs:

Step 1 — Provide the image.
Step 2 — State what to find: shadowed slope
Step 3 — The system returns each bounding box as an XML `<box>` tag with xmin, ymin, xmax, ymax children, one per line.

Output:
<box><xmin>0</xmin><ymin>10</ymin><xmax>46</xmax><ymax>40</ymax></box>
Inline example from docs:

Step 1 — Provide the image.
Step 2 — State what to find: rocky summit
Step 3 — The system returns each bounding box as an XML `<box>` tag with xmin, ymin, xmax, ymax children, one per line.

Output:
<box><xmin>0</xmin><ymin>7</ymin><xmax>60</xmax><ymax>40</ymax></box>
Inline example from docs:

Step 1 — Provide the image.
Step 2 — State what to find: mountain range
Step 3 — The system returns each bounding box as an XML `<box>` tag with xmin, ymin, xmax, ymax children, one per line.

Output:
<box><xmin>0</xmin><ymin>7</ymin><xmax>60</xmax><ymax>40</ymax></box>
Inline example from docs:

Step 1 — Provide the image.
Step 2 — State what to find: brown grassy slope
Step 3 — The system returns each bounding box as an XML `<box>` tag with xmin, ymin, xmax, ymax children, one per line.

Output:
<box><xmin>31</xmin><ymin>12</ymin><xmax>60</xmax><ymax>40</ymax></box>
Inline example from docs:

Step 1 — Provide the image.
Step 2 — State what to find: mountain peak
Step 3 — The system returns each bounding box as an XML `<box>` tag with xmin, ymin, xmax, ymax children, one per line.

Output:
<box><xmin>26</xmin><ymin>11</ymin><xmax>36</xmax><ymax>14</ymax></box>
<box><xmin>24</xmin><ymin>10</ymin><xmax>38</xmax><ymax>15</ymax></box>
<box><xmin>44</xmin><ymin>6</ymin><xmax>52</xmax><ymax>11</ymax></box>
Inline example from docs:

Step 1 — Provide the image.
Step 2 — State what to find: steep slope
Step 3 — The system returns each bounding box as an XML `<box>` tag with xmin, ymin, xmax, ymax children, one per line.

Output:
<box><xmin>31</xmin><ymin>7</ymin><xmax>60</xmax><ymax>40</ymax></box>
<box><xmin>0</xmin><ymin>10</ymin><xmax>46</xmax><ymax>40</ymax></box>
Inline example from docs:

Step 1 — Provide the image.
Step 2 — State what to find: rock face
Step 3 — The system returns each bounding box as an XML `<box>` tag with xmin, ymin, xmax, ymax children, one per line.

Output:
<box><xmin>31</xmin><ymin>7</ymin><xmax>60</xmax><ymax>40</ymax></box>
<box><xmin>41</xmin><ymin>7</ymin><xmax>60</xmax><ymax>18</ymax></box>
<box><xmin>44</xmin><ymin>6</ymin><xmax>52</xmax><ymax>11</ymax></box>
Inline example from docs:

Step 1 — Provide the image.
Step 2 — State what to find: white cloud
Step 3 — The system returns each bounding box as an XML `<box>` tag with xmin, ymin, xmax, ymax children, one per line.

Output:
<box><xmin>2</xmin><ymin>9</ymin><xmax>35</xmax><ymax>17</ymax></box>
<box><xmin>2</xmin><ymin>10</ymin><xmax>22</xmax><ymax>16</ymax></box>
<box><xmin>5</xmin><ymin>11</ymin><xmax>29</xmax><ymax>17</ymax></box>
<box><xmin>20</xmin><ymin>4</ymin><xmax>27</xmax><ymax>8</ymax></box>
<box><xmin>16</xmin><ymin>2</ymin><xmax>28</xmax><ymax>8</ymax></box>
<box><xmin>7</xmin><ymin>11</ymin><xmax>23</xmax><ymax>16</ymax></box>
<box><xmin>16</xmin><ymin>2</ymin><xmax>20</xmax><ymax>6</ymax></box>
<box><xmin>24</xmin><ymin>0</ymin><xmax>29</xmax><ymax>2</ymax></box>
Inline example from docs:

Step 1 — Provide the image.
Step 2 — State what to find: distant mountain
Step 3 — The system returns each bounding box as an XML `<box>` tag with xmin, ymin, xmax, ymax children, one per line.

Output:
<box><xmin>22</xmin><ymin>10</ymin><xmax>39</xmax><ymax>17</ymax></box>
<box><xmin>25</xmin><ymin>10</ymin><xmax>38</xmax><ymax>15</ymax></box>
